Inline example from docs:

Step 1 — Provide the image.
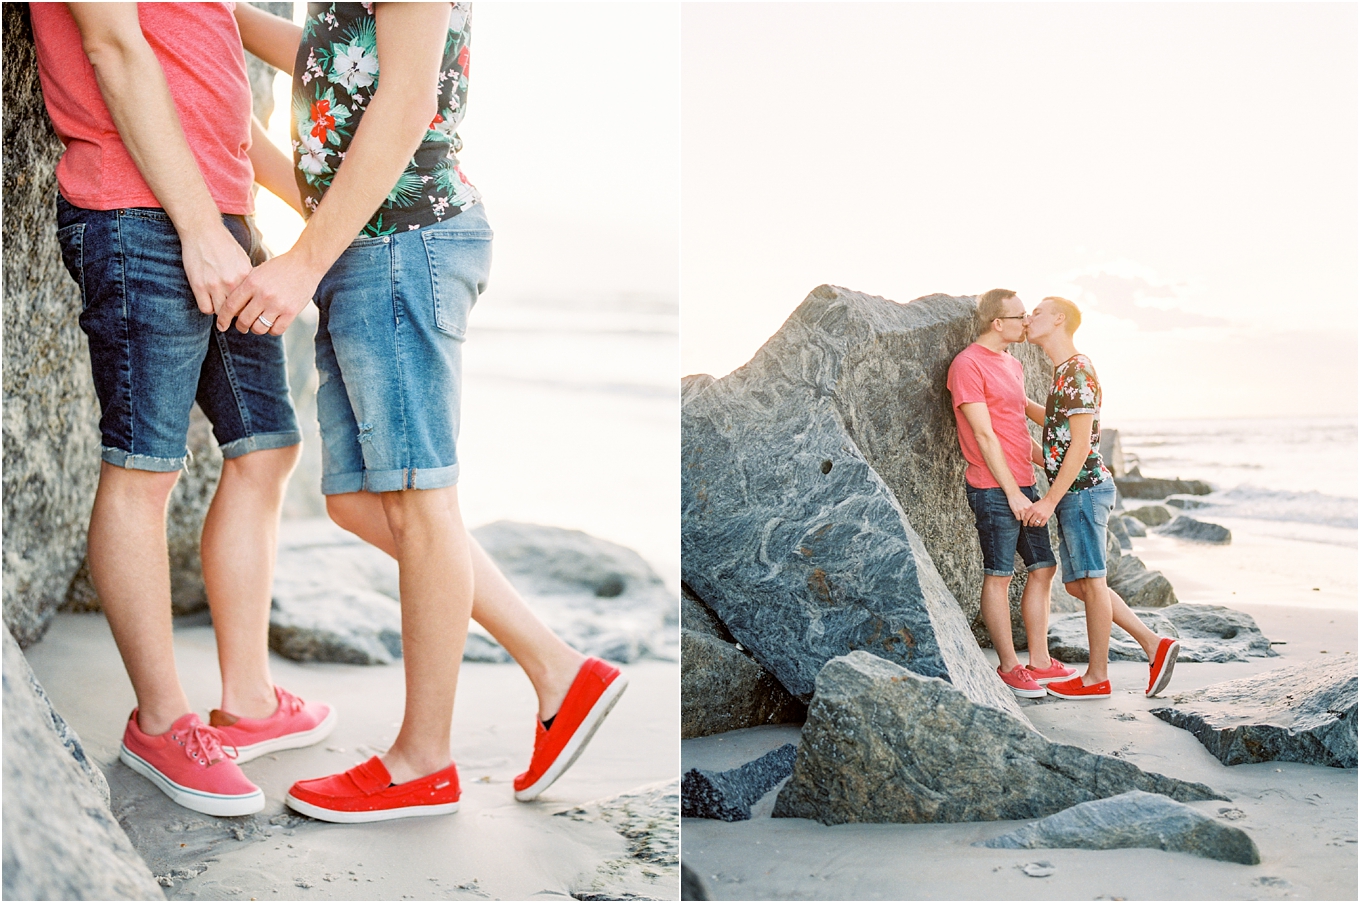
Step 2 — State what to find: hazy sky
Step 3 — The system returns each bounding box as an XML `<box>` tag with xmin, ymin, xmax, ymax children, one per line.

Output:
<box><xmin>257</xmin><ymin>3</ymin><xmax>680</xmax><ymax>309</ymax></box>
<box><xmin>681</xmin><ymin>3</ymin><xmax>1358</xmax><ymax>421</ymax></box>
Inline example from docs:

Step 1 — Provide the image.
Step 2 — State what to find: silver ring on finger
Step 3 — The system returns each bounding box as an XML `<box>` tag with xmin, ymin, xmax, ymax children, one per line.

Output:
<box><xmin>257</xmin><ymin>315</ymin><xmax>274</xmax><ymax>330</ymax></box>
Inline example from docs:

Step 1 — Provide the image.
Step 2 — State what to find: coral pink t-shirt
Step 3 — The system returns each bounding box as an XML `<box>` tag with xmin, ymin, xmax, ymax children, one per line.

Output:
<box><xmin>946</xmin><ymin>343</ymin><xmax>1037</xmax><ymax>490</ymax></box>
<box><xmin>30</xmin><ymin>2</ymin><xmax>254</xmax><ymax>214</ymax></box>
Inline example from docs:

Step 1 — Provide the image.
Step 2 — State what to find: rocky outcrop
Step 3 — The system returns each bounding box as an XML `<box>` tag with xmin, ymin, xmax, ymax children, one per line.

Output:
<box><xmin>1108</xmin><ymin>512</ymin><xmax>1133</xmax><ymax>550</ymax></box>
<box><xmin>1126</xmin><ymin>504</ymin><xmax>1173</xmax><ymax>527</ymax></box>
<box><xmin>682</xmin><ymin>744</ymin><xmax>798</xmax><ymax>821</ymax></box>
<box><xmin>1048</xmin><ymin>604</ymin><xmax>1275</xmax><ymax>665</ymax></box>
<box><xmin>3</xmin><ymin>629</ymin><xmax>164</xmax><ymax>900</ymax></box>
<box><xmin>681</xmin><ymin>630</ymin><xmax>806</xmax><ymax>738</ymax></box>
<box><xmin>1107</xmin><ymin>530</ymin><xmax>1177</xmax><ymax>608</ymax></box>
<box><xmin>772</xmin><ymin>652</ymin><xmax>1225</xmax><ymax>825</ymax></box>
<box><xmin>1120</xmin><ymin>515</ymin><xmax>1148</xmax><ymax>537</ymax></box>
<box><xmin>1115</xmin><ymin>476</ymin><xmax>1212</xmax><ymax>499</ymax></box>
<box><xmin>270</xmin><ymin>518</ymin><xmax>674</xmax><ymax>665</ymax></box>
<box><xmin>1165</xmin><ymin>496</ymin><xmax>1209</xmax><ymax>510</ymax></box>
<box><xmin>1156</xmin><ymin>515</ymin><xmax>1232</xmax><ymax>545</ymax></box>
<box><xmin>2</xmin><ymin>3</ymin><xmax>102</xmax><ymax>646</ymax></box>
<box><xmin>1152</xmin><ymin>657</ymin><xmax>1357</xmax><ymax>767</ymax></box>
<box><xmin>555</xmin><ymin>780</ymin><xmax>679</xmax><ymax>903</ymax></box>
<box><xmin>980</xmin><ymin>790</ymin><xmax>1260</xmax><ymax>865</ymax></box>
<box><xmin>682</xmin><ymin>287</ymin><xmax>1035</xmax><ymax>715</ymax></box>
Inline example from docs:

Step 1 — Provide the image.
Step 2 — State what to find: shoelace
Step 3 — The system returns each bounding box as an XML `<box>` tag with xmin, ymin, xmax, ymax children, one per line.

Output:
<box><xmin>175</xmin><ymin>722</ymin><xmax>237</xmax><ymax>767</ymax></box>
<box><xmin>276</xmin><ymin>687</ymin><xmax>306</xmax><ymax>716</ymax></box>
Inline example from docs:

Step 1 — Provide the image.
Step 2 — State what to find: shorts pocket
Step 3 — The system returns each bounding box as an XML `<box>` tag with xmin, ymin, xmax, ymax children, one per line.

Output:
<box><xmin>56</xmin><ymin>222</ymin><xmax>85</xmax><ymax>300</ymax></box>
<box><xmin>421</xmin><ymin>230</ymin><xmax>491</xmax><ymax>340</ymax></box>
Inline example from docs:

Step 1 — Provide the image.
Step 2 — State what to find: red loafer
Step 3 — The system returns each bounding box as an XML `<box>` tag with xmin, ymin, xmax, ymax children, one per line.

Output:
<box><xmin>285</xmin><ymin>756</ymin><xmax>460</xmax><ymax>823</ymax></box>
<box><xmin>1146</xmin><ymin>637</ymin><xmax>1180</xmax><ymax>698</ymax></box>
<box><xmin>1046</xmin><ymin>676</ymin><xmax>1112</xmax><ymax>700</ymax></box>
<box><xmin>514</xmin><ymin>657</ymin><xmax>627</xmax><ymax>801</ymax></box>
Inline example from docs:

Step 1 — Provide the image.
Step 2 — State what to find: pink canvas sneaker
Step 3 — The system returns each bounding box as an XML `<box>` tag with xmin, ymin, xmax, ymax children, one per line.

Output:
<box><xmin>996</xmin><ymin>665</ymin><xmax>1046</xmax><ymax>699</ymax></box>
<box><xmin>209</xmin><ymin>686</ymin><xmax>335</xmax><ymax>764</ymax></box>
<box><xmin>119</xmin><ymin>710</ymin><xmax>264</xmax><ymax>817</ymax></box>
<box><xmin>1026</xmin><ymin>658</ymin><xmax>1079</xmax><ymax>685</ymax></box>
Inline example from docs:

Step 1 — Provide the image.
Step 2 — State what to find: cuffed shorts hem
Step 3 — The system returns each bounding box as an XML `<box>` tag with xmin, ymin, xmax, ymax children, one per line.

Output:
<box><xmin>219</xmin><ymin>430</ymin><xmax>303</xmax><ymax>460</ymax></box>
<box><xmin>982</xmin><ymin>567</ymin><xmax>1017</xmax><ymax>578</ymax></box>
<box><xmin>1062</xmin><ymin>568</ymin><xmax>1107</xmax><ymax>581</ymax></box>
<box><xmin>1025</xmin><ymin>560</ymin><xmax>1058</xmax><ymax>573</ymax></box>
<box><xmin>321</xmin><ymin>463</ymin><xmax>461</xmax><ymax>496</ymax></box>
<box><xmin>100</xmin><ymin>447</ymin><xmax>185</xmax><ymax>472</ymax></box>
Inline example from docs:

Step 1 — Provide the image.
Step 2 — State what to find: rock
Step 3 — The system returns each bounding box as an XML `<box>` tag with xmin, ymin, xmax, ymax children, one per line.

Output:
<box><xmin>1020</xmin><ymin>861</ymin><xmax>1055</xmax><ymax>878</ymax></box>
<box><xmin>1152</xmin><ymin>656</ymin><xmax>1357</xmax><ymax>767</ymax></box>
<box><xmin>556</xmin><ymin>779</ymin><xmax>678</xmax><ymax>902</ymax></box>
<box><xmin>682</xmin><ymin>286</ymin><xmax>1032</xmax><ymax>717</ymax></box>
<box><xmin>472</xmin><ymin>520</ymin><xmax>677</xmax><ymax>662</ymax></box>
<box><xmin>1125</xmin><ymin>504</ymin><xmax>1173</xmax><ymax>527</ymax></box>
<box><xmin>1108</xmin><ymin>511</ymin><xmax>1132</xmax><ymax>550</ymax></box>
<box><xmin>1099</xmin><ymin>429</ymin><xmax>1126</xmax><ymax>477</ymax></box>
<box><xmin>1156</xmin><ymin>516</ymin><xmax>1232</xmax><ymax>545</ymax></box>
<box><xmin>1107</xmin><ymin>532</ymin><xmax>1178</xmax><ymax>608</ymax></box>
<box><xmin>3</xmin><ymin>629</ymin><xmax>164</xmax><ymax>900</ymax></box>
<box><xmin>980</xmin><ymin>790</ymin><xmax>1260</xmax><ymax>865</ymax></box>
<box><xmin>681</xmin><ymin>586</ymin><xmax>733</xmax><ymax>642</ymax></box>
<box><xmin>1165</xmin><ymin>496</ymin><xmax>1209</xmax><ymax>510</ymax></box>
<box><xmin>1115</xmin><ymin>476</ymin><xmax>1212</xmax><ymax>499</ymax></box>
<box><xmin>682</xmin><ymin>744</ymin><xmax>798</xmax><ymax>821</ymax></box>
<box><xmin>681</xmin><ymin>373</ymin><xmax>716</xmax><ymax>404</ymax></box>
<box><xmin>1049</xmin><ymin>604</ymin><xmax>1277</xmax><ymax>665</ymax></box>
<box><xmin>772</xmin><ymin>652</ymin><xmax>1225</xmax><ymax>825</ymax></box>
<box><xmin>1120</xmin><ymin>515</ymin><xmax>1147</xmax><ymax>537</ymax></box>
<box><xmin>681</xmin><ymin>863</ymin><xmax>710</xmax><ymax>901</ymax></box>
<box><xmin>270</xmin><ymin>518</ymin><xmax>674</xmax><ymax>665</ymax></box>
<box><xmin>681</xmin><ymin>629</ymin><xmax>806</xmax><ymax>739</ymax></box>
<box><xmin>2</xmin><ymin>3</ymin><xmax>102</xmax><ymax>647</ymax></box>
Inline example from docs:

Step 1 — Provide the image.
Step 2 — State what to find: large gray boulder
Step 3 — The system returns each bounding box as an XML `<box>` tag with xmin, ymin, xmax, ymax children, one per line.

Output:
<box><xmin>1156</xmin><ymin>515</ymin><xmax>1232</xmax><ymax>545</ymax></box>
<box><xmin>772</xmin><ymin>652</ymin><xmax>1225</xmax><ymax>825</ymax></box>
<box><xmin>2</xmin><ymin>4</ymin><xmax>102</xmax><ymax>647</ymax></box>
<box><xmin>682</xmin><ymin>287</ymin><xmax>1034</xmax><ymax>715</ymax></box>
<box><xmin>1152</xmin><ymin>656</ymin><xmax>1357</xmax><ymax>767</ymax></box>
<box><xmin>681</xmin><ymin>630</ymin><xmax>806</xmax><ymax>739</ymax></box>
<box><xmin>1115</xmin><ymin>476</ymin><xmax>1213</xmax><ymax>499</ymax></box>
<box><xmin>682</xmin><ymin>744</ymin><xmax>798</xmax><ymax>821</ymax></box>
<box><xmin>1125</xmin><ymin>504</ymin><xmax>1173</xmax><ymax>527</ymax></box>
<box><xmin>980</xmin><ymin>790</ymin><xmax>1260</xmax><ymax>865</ymax></box>
<box><xmin>1049</xmin><ymin>604</ymin><xmax>1276</xmax><ymax>665</ymax></box>
<box><xmin>3</xmin><ymin>629</ymin><xmax>164</xmax><ymax>900</ymax></box>
<box><xmin>1107</xmin><ymin>530</ymin><xmax>1178</xmax><ymax>608</ymax></box>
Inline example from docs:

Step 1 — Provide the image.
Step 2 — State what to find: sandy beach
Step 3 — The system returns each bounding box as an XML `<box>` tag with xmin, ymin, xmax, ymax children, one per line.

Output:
<box><xmin>681</xmin><ymin>518</ymin><xmax>1358</xmax><ymax>901</ymax></box>
<box><xmin>26</xmin><ymin>611</ymin><xmax>679</xmax><ymax>901</ymax></box>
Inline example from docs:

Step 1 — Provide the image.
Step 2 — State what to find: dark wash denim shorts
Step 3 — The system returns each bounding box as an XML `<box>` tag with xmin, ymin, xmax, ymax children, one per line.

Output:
<box><xmin>313</xmin><ymin>203</ymin><xmax>493</xmax><ymax>495</ymax></box>
<box><xmin>965</xmin><ymin>483</ymin><xmax>1058</xmax><ymax>577</ymax></box>
<box><xmin>56</xmin><ymin>196</ymin><xmax>301</xmax><ymax>472</ymax></box>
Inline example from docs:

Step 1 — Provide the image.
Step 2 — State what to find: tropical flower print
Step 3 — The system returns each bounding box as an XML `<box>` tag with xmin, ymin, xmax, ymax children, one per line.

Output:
<box><xmin>1042</xmin><ymin>354</ymin><xmax>1111</xmax><ymax>492</ymax></box>
<box><xmin>291</xmin><ymin>2</ymin><xmax>480</xmax><ymax>238</ymax></box>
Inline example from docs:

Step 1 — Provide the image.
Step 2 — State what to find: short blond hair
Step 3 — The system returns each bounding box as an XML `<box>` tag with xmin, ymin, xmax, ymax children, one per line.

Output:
<box><xmin>976</xmin><ymin>288</ymin><xmax>1017</xmax><ymax>337</ymax></box>
<box><xmin>1043</xmin><ymin>296</ymin><xmax>1082</xmax><ymax>335</ymax></box>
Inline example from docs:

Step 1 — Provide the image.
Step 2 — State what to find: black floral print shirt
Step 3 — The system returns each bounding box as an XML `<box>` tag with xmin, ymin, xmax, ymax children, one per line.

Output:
<box><xmin>1043</xmin><ymin>354</ymin><xmax>1111</xmax><ymax>492</ymax></box>
<box><xmin>293</xmin><ymin>2</ymin><xmax>481</xmax><ymax>237</ymax></box>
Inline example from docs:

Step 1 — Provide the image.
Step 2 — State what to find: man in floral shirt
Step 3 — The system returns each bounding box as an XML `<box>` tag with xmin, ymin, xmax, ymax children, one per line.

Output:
<box><xmin>1021</xmin><ymin>297</ymin><xmax>1179</xmax><ymax>701</ymax></box>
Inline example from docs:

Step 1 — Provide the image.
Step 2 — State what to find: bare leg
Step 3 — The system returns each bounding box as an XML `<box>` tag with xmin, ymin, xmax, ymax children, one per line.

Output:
<box><xmin>1109</xmin><ymin>586</ymin><xmax>1161</xmax><ymax>659</ymax></box>
<box><xmin>1069</xmin><ymin>576</ymin><xmax>1113</xmax><ymax>684</ymax></box>
<box><xmin>1022</xmin><ymin>566</ymin><xmax>1056</xmax><ymax>669</ymax></box>
<box><xmin>201</xmin><ymin>444</ymin><xmax>301</xmax><ymax>718</ymax></box>
<box><xmin>87</xmin><ymin>463</ymin><xmax>191</xmax><ymax>735</ymax></box>
<box><xmin>980</xmin><ymin>575</ymin><xmax>1021</xmax><ymax>672</ymax></box>
<box><xmin>327</xmin><ymin>491</ymin><xmax>584</xmax><ymax>720</ymax></box>
<box><xmin>378</xmin><ymin>486</ymin><xmax>473</xmax><ymax>785</ymax></box>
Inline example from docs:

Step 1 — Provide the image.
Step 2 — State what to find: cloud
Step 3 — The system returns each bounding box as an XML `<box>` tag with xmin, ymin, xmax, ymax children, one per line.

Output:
<box><xmin>1068</xmin><ymin>272</ymin><xmax>1229</xmax><ymax>331</ymax></box>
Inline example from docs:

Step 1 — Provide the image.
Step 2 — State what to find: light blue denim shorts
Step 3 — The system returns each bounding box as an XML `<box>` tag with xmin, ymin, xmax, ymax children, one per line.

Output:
<box><xmin>1054</xmin><ymin>479</ymin><xmax>1117</xmax><ymax>582</ymax></box>
<box><xmin>313</xmin><ymin>204</ymin><xmax>492</xmax><ymax>495</ymax></box>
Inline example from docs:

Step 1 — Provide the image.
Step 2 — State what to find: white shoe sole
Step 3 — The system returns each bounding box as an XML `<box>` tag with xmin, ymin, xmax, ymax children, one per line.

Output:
<box><xmin>1045</xmin><ymin>688</ymin><xmax>1111</xmax><ymax>700</ymax></box>
<box><xmin>283</xmin><ymin>794</ymin><xmax>460</xmax><ymax>824</ymax></box>
<box><xmin>227</xmin><ymin>706</ymin><xmax>338</xmax><ymax>764</ymax></box>
<box><xmin>119</xmin><ymin>745</ymin><xmax>265</xmax><ymax>817</ymax></box>
<box><xmin>1031</xmin><ymin>672</ymin><xmax>1078</xmax><ymax>685</ymax></box>
<box><xmin>514</xmin><ymin>673</ymin><xmax>629</xmax><ymax>802</ymax></box>
<box><xmin>1147</xmin><ymin>640</ymin><xmax>1181</xmax><ymax>698</ymax></box>
<box><xmin>1007</xmin><ymin>686</ymin><xmax>1048</xmax><ymax>698</ymax></box>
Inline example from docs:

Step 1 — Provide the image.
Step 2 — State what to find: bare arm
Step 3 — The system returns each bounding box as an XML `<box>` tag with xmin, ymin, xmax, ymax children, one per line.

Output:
<box><xmin>69</xmin><ymin>2</ymin><xmax>250</xmax><ymax>314</ymax></box>
<box><xmin>1024</xmin><ymin>412</ymin><xmax>1095</xmax><ymax>526</ymax></box>
<box><xmin>247</xmin><ymin>116</ymin><xmax>303</xmax><ymax>214</ymax></box>
<box><xmin>219</xmin><ymin>2</ymin><xmax>450</xmax><ymax>334</ymax></box>
<box><xmin>1026</xmin><ymin>399</ymin><xmax>1045</xmax><ymax>425</ymax></box>
<box><xmin>959</xmin><ymin>403</ymin><xmax>1032</xmax><ymax>519</ymax></box>
<box><xmin>233</xmin><ymin>2</ymin><xmax>301</xmax><ymax>75</ymax></box>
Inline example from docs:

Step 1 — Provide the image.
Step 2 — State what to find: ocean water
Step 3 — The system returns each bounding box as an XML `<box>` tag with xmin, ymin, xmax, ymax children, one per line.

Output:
<box><xmin>1115</xmin><ymin>416</ymin><xmax>1357</xmax><ymax>545</ymax></box>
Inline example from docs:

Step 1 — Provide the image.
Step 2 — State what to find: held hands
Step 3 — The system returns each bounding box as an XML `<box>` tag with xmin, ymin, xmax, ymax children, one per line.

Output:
<box><xmin>1006</xmin><ymin>492</ymin><xmax>1033</xmax><ymax>521</ymax></box>
<box><xmin>182</xmin><ymin>222</ymin><xmax>253</xmax><ymax>316</ymax></box>
<box><xmin>1022</xmin><ymin>496</ymin><xmax>1057</xmax><ymax>528</ymax></box>
<box><xmin>216</xmin><ymin>250</ymin><xmax>323</xmax><ymax>336</ymax></box>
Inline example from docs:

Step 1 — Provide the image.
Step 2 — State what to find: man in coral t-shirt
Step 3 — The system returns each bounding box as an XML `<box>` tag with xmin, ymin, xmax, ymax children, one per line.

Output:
<box><xmin>946</xmin><ymin>288</ymin><xmax>1072</xmax><ymax>699</ymax></box>
<box><xmin>30</xmin><ymin>3</ymin><xmax>333</xmax><ymax>818</ymax></box>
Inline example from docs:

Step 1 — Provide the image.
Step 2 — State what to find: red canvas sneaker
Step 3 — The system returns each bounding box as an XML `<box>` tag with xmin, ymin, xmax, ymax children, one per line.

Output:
<box><xmin>1045</xmin><ymin>676</ymin><xmax>1112</xmax><ymax>700</ymax></box>
<box><xmin>285</xmin><ymin>756</ymin><xmax>460</xmax><ymax>823</ymax></box>
<box><xmin>119</xmin><ymin>710</ymin><xmax>264</xmax><ymax>817</ymax></box>
<box><xmin>1146</xmin><ymin>637</ymin><xmax>1181</xmax><ymax>698</ymax></box>
<box><xmin>514</xmin><ymin>657</ymin><xmax>628</xmax><ymax>801</ymax></box>
<box><xmin>210</xmin><ymin>686</ymin><xmax>336</xmax><ymax>764</ymax></box>
<box><xmin>1025</xmin><ymin>658</ymin><xmax>1078</xmax><ymax>685</ymax></box>
<box><xmin>996</xmin><ymin>665</ymin><xmax>1047</xmax><ymax>698</ymax></box>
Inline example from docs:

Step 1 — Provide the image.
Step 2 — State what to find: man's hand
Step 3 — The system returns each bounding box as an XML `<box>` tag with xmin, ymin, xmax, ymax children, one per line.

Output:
<box><xmin>1023</xmin><ymin>496</ymin><xmax>1057</xmax><ymax>527</ymax></box>
<box><xmin>218</xmin><ymin>251</ymin><xmax>323</xmax><ymax>335</ymax></box>
<box><xmin>181</xmin><ymin>223</ymin><xmax>253</xmax><ymax>315</ymax></box>
<box><xmin>1007</xmin><ymin>492</ymin><xmax>1034</xmax><ymax>521</ymax></box>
